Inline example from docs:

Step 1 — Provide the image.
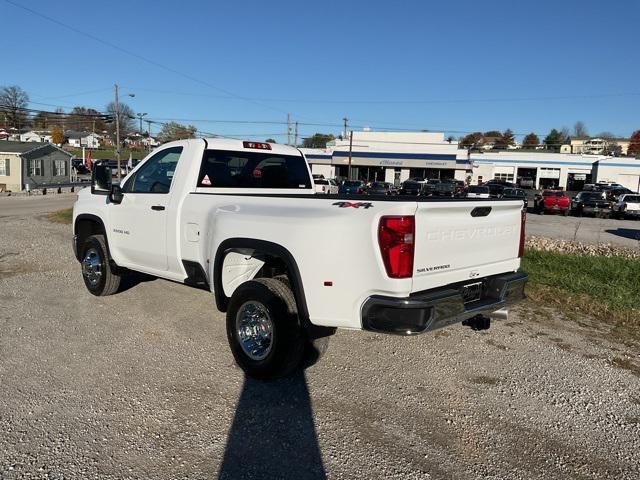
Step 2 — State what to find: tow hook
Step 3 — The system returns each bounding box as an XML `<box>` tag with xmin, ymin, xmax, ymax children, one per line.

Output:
<box><xmin>462</xmin><ymin>315</ymin><xmax>491</xmax><ymax>331</ymax></box>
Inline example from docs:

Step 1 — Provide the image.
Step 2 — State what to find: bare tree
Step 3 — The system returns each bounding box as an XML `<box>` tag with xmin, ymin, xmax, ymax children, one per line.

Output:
<box><xmin>573</xmin><ymin>121</ymin><xmax>588</xmax><ymax>138</ymax></box>
<box><xmin>105</xmin><ymin>101</ymin><xmax>135</xmax><ymax>134</ymax></box>
<box><xmin>0</xmin><ymin>85</ymin><xmax>29</xmax><ymax>129</ymax></box>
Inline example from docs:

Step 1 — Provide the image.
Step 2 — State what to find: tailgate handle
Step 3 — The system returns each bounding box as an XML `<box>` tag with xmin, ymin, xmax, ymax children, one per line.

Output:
<box><xmin>151</xmin><ymin>205</ymin><xmax>165</xmax><ymax>211</ymax></box>
<box><xmin>471</xmin><ymin>206</ymin><xmax>492</xmax><ymax>217</ymax></box>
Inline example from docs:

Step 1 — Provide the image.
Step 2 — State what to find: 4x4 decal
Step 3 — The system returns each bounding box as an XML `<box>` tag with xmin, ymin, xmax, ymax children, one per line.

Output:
<box><xmin>332</xmin><ymin>201</ymin><xmax>373</xmax><ymax>209</ymax></box>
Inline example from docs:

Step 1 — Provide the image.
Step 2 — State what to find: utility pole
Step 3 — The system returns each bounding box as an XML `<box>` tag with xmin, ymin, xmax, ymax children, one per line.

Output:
<box><xmin>114</xmin><ymin>83</ymin><xmax>121</xmax><ymax>181</ymax></box>
<box><xmin>343</xmin><ymin>117</ymin><xmax>348</xmax><ymax>138</ymax></box>
<box><xmin>294</xmin><ymin>121</ymin><xmax>298</xmax><ymax>147</ymax></box>
<box><xmin>136</xmin><ymin>112</ymin><xmax>148</xmax><ymax>135</ymax></box>
<box><xmin>114</xmin><ymin>84</ymin><xmax>135</xmax><ymax>180</ymax></box>
<box><xmin>347</xmin><ymin>130</ymin><xmax>353</xmax><ymax>180</ymax></box>
<box><xmin>146</xmin><ymin>120</ymin><xmax>152</xmax><ymax>152</ymax></box>
<box><xmin>286</xmin><ymin>113</ymin><xmax>291</xmax><ymax>145</ymax></box>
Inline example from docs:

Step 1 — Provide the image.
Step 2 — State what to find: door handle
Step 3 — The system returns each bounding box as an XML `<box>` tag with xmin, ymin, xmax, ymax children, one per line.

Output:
<box><xmin>151</xmin><ymin>205</ymin><xmax>165</xmax><ymax>211</ymax></box>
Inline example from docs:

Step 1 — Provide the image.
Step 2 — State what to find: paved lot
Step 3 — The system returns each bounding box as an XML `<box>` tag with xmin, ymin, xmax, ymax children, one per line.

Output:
<box><xmin>1</xmin><ymin>202</ymin><xmax>639</xmax><ymax>479</ymax></box>
<box><xmin>0</xmin><ymin>194</ymin><xmax>76</xmax><ymax>217</ymax></box>
<box><xmin>526</xmin><ymin>212</ymin><xmax>640</xmax><ymax>248</ymax></box>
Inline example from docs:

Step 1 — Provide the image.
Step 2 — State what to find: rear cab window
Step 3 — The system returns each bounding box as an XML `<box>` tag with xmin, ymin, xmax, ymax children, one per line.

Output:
<box><xmin>197</xmin><ymin>150</ymin><xmax>311</xmax><ymax>190</ymax></box>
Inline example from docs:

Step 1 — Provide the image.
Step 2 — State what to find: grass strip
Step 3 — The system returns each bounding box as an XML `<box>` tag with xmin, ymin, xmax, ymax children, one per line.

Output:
<box><xmin>521</xmin><ymin>249</ymin><xmax>640</xmax><ymax>334</ymax></box>
<box><xmin>47</xmin><ymin>208</ymin><xmax>73</xmax><ymax>225</ymax></box>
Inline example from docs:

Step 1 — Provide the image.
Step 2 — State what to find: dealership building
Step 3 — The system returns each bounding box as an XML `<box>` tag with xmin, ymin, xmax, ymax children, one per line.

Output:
<box><xmin>302</xmin><ymin>130</ymin><xmax>640</xmax><ymax>191</ymax></box>
<box><xmin>301</xmin><ymin>131</ymin><xmax>470</xmax><ymax>185</ymax></box>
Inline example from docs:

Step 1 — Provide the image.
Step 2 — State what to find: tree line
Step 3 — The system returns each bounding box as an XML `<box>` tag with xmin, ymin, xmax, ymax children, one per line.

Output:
<box><xmin>0</xmin><ymin>85</ymin><xmax>197</xmax><ymax>144</ymax></box>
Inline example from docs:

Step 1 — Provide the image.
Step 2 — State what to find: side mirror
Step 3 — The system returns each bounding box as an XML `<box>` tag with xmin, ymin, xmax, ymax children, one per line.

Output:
<box><xmin>91</xmin><ymin>161</ymin><xmax>112</xmax><ymax>195</ymax></box>
<box><xmin>110</xmin><ymin>184</ymin><xmax>124</xmax><ymax>204</ymax></box>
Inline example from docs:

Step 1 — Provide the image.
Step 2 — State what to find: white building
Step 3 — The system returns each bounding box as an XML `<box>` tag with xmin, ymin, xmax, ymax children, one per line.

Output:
<box><xmin>67</xmin><ymin>131</ymin><xmax>101</xmax><ymax>149</ymax></box>
<box><xmin>19</xmin><ymin>130</ymin><xmax>52</xmax><ymax>143</ymax></box>
<box><xmin>592</xmin><ymin>157</ymin><xmax>640</xmax><ymax>191</ymax></box>
<box><xmin>470</xmin><ymin>151</ymin><xmax>605</xmax><ymax>190</ymax></box>
<box><xmin>302</xmin><ymin>130</ymin><xmax>470</xmax><ymax>185</ymax></box>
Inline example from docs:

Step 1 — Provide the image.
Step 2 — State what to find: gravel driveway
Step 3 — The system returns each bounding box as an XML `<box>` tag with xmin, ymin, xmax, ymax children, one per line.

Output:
<box><xmin>0</xmin><ymin>205</ymin><xmax>639</xmax><ymax>479</ymax></box>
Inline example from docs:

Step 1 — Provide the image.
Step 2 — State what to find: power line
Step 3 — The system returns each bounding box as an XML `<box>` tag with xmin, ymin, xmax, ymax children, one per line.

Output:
<box><xmin>117</xmin><ymin>85</ymin><xmax>640</xmax><ymax>105</ymax></box>
<box><xmin>3</xmin><ymin>0</ymin><xmax>291</xmax><ymax>116</ymax></box>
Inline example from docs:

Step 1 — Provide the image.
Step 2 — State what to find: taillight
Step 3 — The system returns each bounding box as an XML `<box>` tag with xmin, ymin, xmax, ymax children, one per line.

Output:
<box><xmin>518</xmin><ymin>209</ymin><xmax>526</xmax><ymax>258</ymax></box>
<box><xmin>378</xmin><ymin>216</ymin><xmax>415</xmax><ymax>278</ymax></box>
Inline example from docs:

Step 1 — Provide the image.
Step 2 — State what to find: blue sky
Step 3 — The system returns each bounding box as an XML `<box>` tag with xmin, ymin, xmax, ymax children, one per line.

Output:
<box><xmin>1</xmin><ymin>0</ymin><xmax>639</xmax><ymax>141</ymax></box>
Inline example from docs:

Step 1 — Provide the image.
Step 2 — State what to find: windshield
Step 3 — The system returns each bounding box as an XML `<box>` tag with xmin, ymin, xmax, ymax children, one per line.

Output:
<box><xmin>370</xmin><ymin>182</ymin><xmax>386</xmax><ymax>188</ymax></box>
<box><xmin>344</xmin><ymin>181</ymin><xmax>362</xmax><ymax>187</ymax></box>
<box><xmin>469</xmin><ymin>186</ymin><xmax>489</xmax><ymax>193</ymax></box>
<box><xmin>503</xmin><ymin>189</ymin><xmax>524</xmax><ymax>197</ymax></box>
<box><xmin>314</xmin><ymin>179</ymin><xmax>328</xmax><ymax>185</ymax></box>
<box><xmin>624</xmin><ymin>195</ymin><xmax>640</xmax><ymax>203</ymax></box>
<box><xmin>543</xmin><ymin>191</ymin><xmax>564</xmax><ymax>197</ymax></box>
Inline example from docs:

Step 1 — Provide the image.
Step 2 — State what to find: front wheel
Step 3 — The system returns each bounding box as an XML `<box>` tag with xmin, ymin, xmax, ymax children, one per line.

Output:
<box><xmin>226</xmin><ymin>278</ymin><xmax>306</xmax><ymax>379</ymax></box>
<box><xmin>80</xmin><ymin>234</ymin><xmax>121</xmax><ymax>296</ymax></box>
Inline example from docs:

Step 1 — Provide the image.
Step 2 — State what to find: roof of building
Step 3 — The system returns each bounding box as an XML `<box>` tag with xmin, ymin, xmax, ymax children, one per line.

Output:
<box><xmin>0</xmin><ymin>140</ymin><xmax>72</xmax><ymax>158</ymax></box>
<box><xmin>66</xmin><ymin>130</ymin><xmax>96</xmax><ymax>139</ymax></box>
<box><xmin>0</xmin><ymin>140</ymin><xmax>48</xmax><ymax>154</ymax></box>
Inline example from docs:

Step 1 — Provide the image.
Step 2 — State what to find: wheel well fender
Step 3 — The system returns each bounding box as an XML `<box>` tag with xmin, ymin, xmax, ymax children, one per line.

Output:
<box><xmin>73</xmin><ymin>214</ymin><xmax>122</xmax><ymax>273</ymax></box>
<box><xmin>213</xmin><ymin>238</ymin><xmax>309</xmax><ymax>323</ymax></box>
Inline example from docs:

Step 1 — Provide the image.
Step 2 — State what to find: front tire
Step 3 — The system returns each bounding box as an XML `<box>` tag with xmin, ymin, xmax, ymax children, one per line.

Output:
<box><xmin>226</xmin><ymin>278</ymin><xmax>305</xmax><ymax>379</ymax></box>
<box><xmin>80</xmin><ymin>234</ymin><xmax>121</xmax><ymax>296</ymax></box>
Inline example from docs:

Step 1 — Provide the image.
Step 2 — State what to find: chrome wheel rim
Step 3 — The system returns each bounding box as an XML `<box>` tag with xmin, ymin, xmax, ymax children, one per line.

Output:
<box><xmin>82</xmin><ymin>247</ymin><xmax>103</xmax><ymax>287</ymax></box>
<box><xmin>236</xmin><ymin>301</ymin><xmax>274</xmax><ymax>361</ymax></box>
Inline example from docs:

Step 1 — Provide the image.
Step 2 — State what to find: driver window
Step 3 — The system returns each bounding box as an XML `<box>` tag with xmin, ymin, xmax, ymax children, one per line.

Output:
<box><xmin>123</xmin><ymin>147</ymin><xmax>183</xmax><ymax>193</ymax></box>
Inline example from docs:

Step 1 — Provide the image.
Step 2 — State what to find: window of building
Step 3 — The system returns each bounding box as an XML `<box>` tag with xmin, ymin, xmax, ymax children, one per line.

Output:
<box><xmin>53</xmin><ymin>159</ymin><xmax>67</xmax><ymax>176</ymax></box>
<box><xmin>0</xmin><ymin>159</ymin><xmax>9</xmax><ymax>176</ymax></box>
<box><xmin>29</xmin><ymin>159</ymin><xmax>43</xmax><ymax>176</ymax></box>
<box><xmin>494</xmin><ymin>173</ymin><xmax>514</xmax><ymax>182</ymax></box>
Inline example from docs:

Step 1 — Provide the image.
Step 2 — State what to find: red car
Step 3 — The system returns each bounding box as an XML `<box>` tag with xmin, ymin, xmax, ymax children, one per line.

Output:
<box><xmin>534</xmin><ymin>190</ymin><xmax>570</xmax><ymax>215</ymax></box>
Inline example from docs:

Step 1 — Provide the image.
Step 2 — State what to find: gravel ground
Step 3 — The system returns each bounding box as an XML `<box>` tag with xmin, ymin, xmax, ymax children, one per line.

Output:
<box><xmin>0</xmin><ymin>209</ymin><xmax>639</xmax><ymax>479</ymax></box>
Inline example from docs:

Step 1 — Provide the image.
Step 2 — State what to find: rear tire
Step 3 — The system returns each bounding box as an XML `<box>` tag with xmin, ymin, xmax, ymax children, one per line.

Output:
<box><xmin>80</xmin><ymin>234</ymin><xmax>121</xmax><ymax>296</ymax></box>
<box><xmin>226</xmin><ymin>278</ymin><xmax>305</xmax><ymax>379</ymax></box>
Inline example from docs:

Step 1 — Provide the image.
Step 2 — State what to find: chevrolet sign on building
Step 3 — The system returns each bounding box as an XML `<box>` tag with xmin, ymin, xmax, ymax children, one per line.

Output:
<box><xmin>301</xmin><ymin>130</ymin><xmax>469</xmax><ymax>184</ymax></box>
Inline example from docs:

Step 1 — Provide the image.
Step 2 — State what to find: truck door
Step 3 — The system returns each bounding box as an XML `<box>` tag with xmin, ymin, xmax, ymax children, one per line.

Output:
<box><xmin>108</xmin><ymin>146</ymin><xmax>183</xmax><ymax>271</ymax></box>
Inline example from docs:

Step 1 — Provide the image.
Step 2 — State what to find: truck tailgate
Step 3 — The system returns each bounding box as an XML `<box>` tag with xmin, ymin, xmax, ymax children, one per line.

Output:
<box><xmin>411</xmin><ymin>200</ymin><xmax>522</xmax><ymax>293</ymax></box>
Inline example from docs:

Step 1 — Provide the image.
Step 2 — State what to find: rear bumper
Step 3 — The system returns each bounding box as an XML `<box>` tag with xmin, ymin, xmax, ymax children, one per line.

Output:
<box><xmin>361</xmin><ymin>272</ymin><xmax>528</xmax><ymax>335</ymax></box>
<box><xmin>583</xmin><ymin>206</ymin><xmax>611</xmax><ymax>214</ymax></box>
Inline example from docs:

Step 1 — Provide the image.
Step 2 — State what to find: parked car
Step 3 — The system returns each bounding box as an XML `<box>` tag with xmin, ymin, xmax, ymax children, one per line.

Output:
<box><xmin>314</xmin><ymin>178</ymin><xmax>337</xmax><ymax>194</ymax></box>
<box><xmin>423</xmin><ymin>178</ymin><xmax>441</xmax><ymax>195</ymax></box>
<box><xmin>534</xmin><ymin>190</ymin><xmax>570</xmax><ymax>215</ymax></box>
<box><xmin>603</xmin><ymin>186</ymin><xmax>635</xmax><ymax>202</ymax></box>
<box><xmin>71</xmin><ymin>159</ymin><xmax>89</xmax><ymax>175</ymax></box>
<box><xmin>487</xmin><ymin>183</ymin><xmax>506</xmax><ymax>198</ymax></box>
<box><xmin>367</xmin><ymin>181</ymin><xmax>394</xmax><ymax>195</ymax></box>
<box><xmin>73</xmin><ymin>139</ymin><xmax>527</xmax><ymax>379</ymax></box>
<box><xmin>465</xmin><ymin>185</ymin><xmax>490</xmax><ymax>199</ymax></box>
<box><xmin>399</xmin><ymin>180</ymin><xmax>424</xmax><ymax>196</ymax></box>
<box><xmin>501</xmin><ymin>188</ymin><xmax>528</xmax><ymax>209</ymax></box>
<box><xmin>339</xmin><ymin>180</ymin><xmax>366</xmax><ymax>195</ymax></box>
<box><xmin>611</xmin><ymin>194</ymin><xmax>640</xmax><ymax>219</ymax></box>
<box><xmin>570</xmin><ymin>191</ymin><xmax>612</xmax><ymax>218</ymax></box>
<box><xmin>312</xmin><ymin>174</ymin><xmax>324</xmax><ymax>180</ymax></box>
<box><xmin>429</xmin><ymin>182</ymin><xmax>455</xmax><ymax>197</ymax></box>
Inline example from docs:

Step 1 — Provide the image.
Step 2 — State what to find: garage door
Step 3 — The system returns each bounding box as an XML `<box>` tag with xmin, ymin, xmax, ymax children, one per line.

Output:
<box><xmin>619</xmin><ymin>174</ymin><xmax>640</xmax><ymax>191</ymax></box>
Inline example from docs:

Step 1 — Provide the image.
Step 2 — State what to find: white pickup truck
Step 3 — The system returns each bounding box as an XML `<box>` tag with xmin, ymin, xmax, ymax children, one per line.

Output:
<box><xmin>73</xmin><ymin>139</ymin><xmax>527</xmax><ymax>379</ymax></box>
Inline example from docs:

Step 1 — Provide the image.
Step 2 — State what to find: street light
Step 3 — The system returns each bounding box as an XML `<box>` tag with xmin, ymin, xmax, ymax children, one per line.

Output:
<box><xmin>114</xmin><ymin>84</ymin><xmax>135</xmax><ymax>180</ymax></box>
